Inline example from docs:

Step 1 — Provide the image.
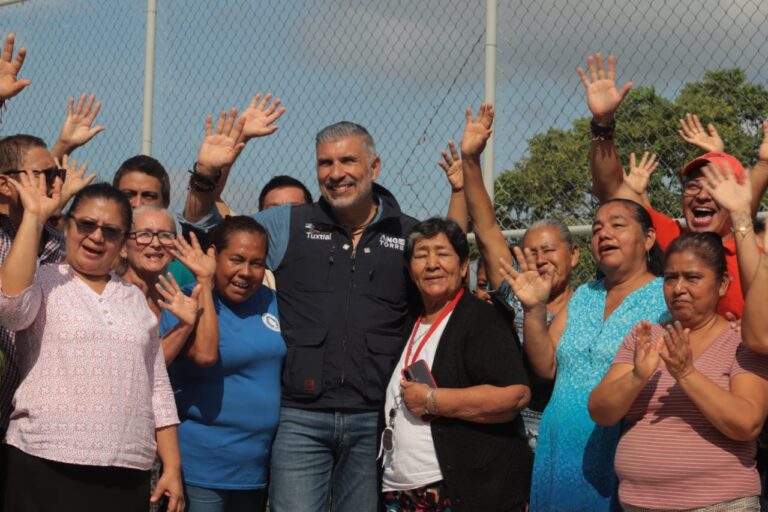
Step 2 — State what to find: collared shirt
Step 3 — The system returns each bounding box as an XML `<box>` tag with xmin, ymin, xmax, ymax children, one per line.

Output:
<box><xmin>645</xmin><ymin>206</ymin><xmax>743</xmax><ymax>317</ymax></box>
<box><xmin>0</xmin><ymin>214</ymin><xmax>65</xmax><ymax>436</ymax></box>
<box><xmin>0</xmin><ymin>264</ymin><xmax>178</xmax><ymax>470</ymax></box>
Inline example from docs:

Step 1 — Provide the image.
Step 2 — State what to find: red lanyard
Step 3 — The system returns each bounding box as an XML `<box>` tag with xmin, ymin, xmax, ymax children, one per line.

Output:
<box><xmin>404</xmin><ymin>288</ymin><xmax>464</xmax><ymax>367</ymax></box>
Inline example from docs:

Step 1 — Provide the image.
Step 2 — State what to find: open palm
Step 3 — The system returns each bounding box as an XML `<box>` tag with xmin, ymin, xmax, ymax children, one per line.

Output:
<box><xmin>499</xmin><ymin>247</ymin><xmax>551</xmax><ymax>308</ymax></box>
<box><xmin>0</xmin><ymin>33</ymin><xmax>30</xmax><ymax>101</ymax></box>
<box><xmin>577</xmin><ymin>53</ymin><xmax>632</xmax><ymax>119</ymax></box>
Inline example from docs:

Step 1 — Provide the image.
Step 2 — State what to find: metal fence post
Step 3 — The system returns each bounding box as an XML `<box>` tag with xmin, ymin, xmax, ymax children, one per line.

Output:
<box><xmin>141</xmin><ymin>0</ymin><xmax>157</xmax><ymax>156</ymax></box>
<box><xmin>483</xmin><ymin>0</ymin><xmax>497</xmax><ymax>201</ymax></box>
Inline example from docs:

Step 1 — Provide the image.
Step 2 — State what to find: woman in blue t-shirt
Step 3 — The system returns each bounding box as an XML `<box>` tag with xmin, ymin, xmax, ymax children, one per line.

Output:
<box><xmin>161</xmin><ymin>216</ymin><xmax>286</xmax><ymax>512</ymax></box>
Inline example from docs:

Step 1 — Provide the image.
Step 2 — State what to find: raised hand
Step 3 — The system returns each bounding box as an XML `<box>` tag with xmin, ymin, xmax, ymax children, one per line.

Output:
<box><xmin>623</xmin><ymin>152</ymin><xmax>659</xmax><ymax>197</ymax></box>
<box><xmin>758</xmin><ymin>121</ymin><xmax>768</xmax><ymax>163</ymax></box>
<box><xmin>577</xmin><ymin>52</ymin><xmax>632</xmax><ymax>122</ymax></box>
<box><xmin>658</xmin><ymin>321</ymin><xmax>694</xmax><ymax>380</ymax></box>
<box><xmin>171</xmin><ymin>232</ymin><xmax>216</xmax><ymax>283</ymax></box>
<box><xmin>238</xmin><ymin>93</ymin><xmax>285</xmax><ymax>141</ymax></box>
<box><xmin>197</xmin><ymin>109</ymin><xmax>246</xmax><ymax>171</ymax></box>
<box><xmin>56</xmin><ymin>94</ymin><xmax>105</xmax><ymax>151</ymax></box>
<box><xmin>157</xmin><ymin>273</ymin><xmax>201</xmax><ymax>327</ymax></box>
<box><xmin>632</xmin><ymin>321</ymin><xmax>660</xmax><ymax>381</ymax></box>
<box><xmin>460</xmin><ymin>103</ymin><xmax>494</xmax><ymax>158</ymax></box>
<box><xmin>498</xmin><ymin>246</ymin><xmax>552</xmax><ymax>309</ymax></box>
<box><xmin>7</xmin><ymin>170</ymin><xmax>62</xmax><ymax>222</ymax></box>
<box><xmin>701</xmin><ymin>159</ymin><xmax>751</xmax><ymax>214</ymax></box>
<box><xmin>0</xmin><ymin>33</ymin><xmax>30</xmax><ymax>102</ymax></box>
<box><xmin>57</xmin><ymin>155</ymin><xmax>96</xmax><ymax>208</ymax></box>
<box><xmin>678</xmin><ymin>113</ymin><xmax>724</xmax><ymax>153</ymax></box>
<box><xmin>438</xmin><ymin>140</ymin><xmax>463</xmax><ymax>192</ymax></box>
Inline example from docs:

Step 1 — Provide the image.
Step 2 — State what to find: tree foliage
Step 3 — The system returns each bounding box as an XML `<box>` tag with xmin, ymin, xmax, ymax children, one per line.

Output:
<box><xmin>495</xmin><ymin>68</ymin><xmax>768</xmax><ymax>231</ymax></box>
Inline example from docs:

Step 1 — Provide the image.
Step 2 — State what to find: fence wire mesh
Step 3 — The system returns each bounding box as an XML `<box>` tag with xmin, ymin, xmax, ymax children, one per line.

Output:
<box><xmin>2</xmin><ymin>0</ymin><xmax>767</xmax><ymax>287</ymax></box>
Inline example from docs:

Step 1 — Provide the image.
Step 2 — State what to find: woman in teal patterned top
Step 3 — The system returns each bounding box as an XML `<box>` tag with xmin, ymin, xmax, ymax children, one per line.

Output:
<box><xmin>500</xmin><ymin>199</ymin><xmax>670</xmax><ymax>511</ymax></box>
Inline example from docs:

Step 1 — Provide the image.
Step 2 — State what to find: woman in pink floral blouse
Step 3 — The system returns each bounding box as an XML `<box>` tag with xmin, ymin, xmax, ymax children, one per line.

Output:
<box><xmin>0</xmin><ymin>166</ymin><xmax>183</xmax><ymax>512</ymax></box>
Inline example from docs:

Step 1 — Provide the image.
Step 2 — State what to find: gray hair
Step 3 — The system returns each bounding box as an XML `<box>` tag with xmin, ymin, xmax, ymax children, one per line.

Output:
<box><xmin>132</xmin><ymin>205</ymin><xmax>176</xmax><ymax>233</ymax></box>
<box><xmin>315</xmin><ymin>121</ymin><xmax>377</xmax><ymax>161</ymax></box>
<box><xmin>525</xmin><ymin>218</ymin><xmax>574</xmax><ymax>249</ymax></box>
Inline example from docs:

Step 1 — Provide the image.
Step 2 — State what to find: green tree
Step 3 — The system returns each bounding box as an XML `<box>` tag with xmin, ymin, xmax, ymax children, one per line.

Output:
<box><xmin>494</xmin><ymin>69</ymin><xmax>768</xmax><ymax>285</ymax></box>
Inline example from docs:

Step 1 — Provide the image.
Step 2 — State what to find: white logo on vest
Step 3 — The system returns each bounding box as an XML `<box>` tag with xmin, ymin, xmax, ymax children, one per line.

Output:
<box><xmin>262</xmin><ymin>313</ymin><xmax>281</xmax><ymax>332</ymax></box>
<box><xmin>378</xmin><ymin>234</ymin><xmax>405</xmax><ymax>251</ymax></box>
<box><xmin>304</xmin><ymin>223</ymin><xmax>332</xmax><ymax>241</ymax></box>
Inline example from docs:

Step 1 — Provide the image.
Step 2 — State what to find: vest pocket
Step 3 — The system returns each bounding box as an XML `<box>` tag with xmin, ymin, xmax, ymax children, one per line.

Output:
<box><xmin>364</xmin><ymin>332</ymin><xmax>403</xmax><ymax>402</ymax></box>
<box><xmin>281</xmin><ymin>328</ymin><xmax>327</xmax><ymax>399</ymax></box>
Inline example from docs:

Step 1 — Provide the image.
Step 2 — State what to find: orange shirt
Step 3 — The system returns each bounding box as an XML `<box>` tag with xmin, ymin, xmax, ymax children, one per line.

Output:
<box><xmin>646</xmin><ymin>206</ymin><xmax>743</xmax><ymax>318</ymax></box>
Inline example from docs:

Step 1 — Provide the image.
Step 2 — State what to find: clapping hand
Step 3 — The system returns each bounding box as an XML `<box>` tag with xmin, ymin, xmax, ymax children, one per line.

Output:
<box><xmin>460</xmin><ymin>103</ymin><xmax>494</xmax><ymax>158</ymax></box>
<box><xmin>238</xmin><ymin>93</ymin><xmax>285</xmax><ymax>141</ymax></box>
<box><xmin>498</xmin><ymin>247</ymin><xmax>552</xmax><ymax>310</ymax></box>
<box><xmin>678</xmin><ymin>113</ymin><xmax>724</xmax><ymax>153</ymax></box>
<box><xmin>438</xmin><ymin>140</ymin><xmax>463</xmax><ymax>192</ymax></box>
<box><xmin>658</xmin><ymin>321</ymin><xmax>694</xmax><ymax>381</ymax></box>
<box><xmin>577</xmin><ymin>52</ymin><xmax>632</xmax><ymax>123</ymax></box>
<box><xmin>197</xmin><ymin>109</ymin><xmax>246</xmax><ymax>171</ymax></box>
<box><xmin>56</xmin><ymin>94</ymin><xmax>105</xmax><ymax>152</ymax></box>
<box><xmin>623</xmin><ymin>152</ymin><xmax>659</xmax><ymax>197</ymax></box>
<box><xmin>156</xmin><ymin>273</ymin><xmax>201</xmax><ymax>327</ymax></box>
<box><xmin>0</xmin><ymin>33</ymin><xmax>30</xmax><ymax>102</ymax></box>
<box><xmin>632</xmin><ymin>321</ymin><xmax>660</xmax><ymax>382</ymax></box>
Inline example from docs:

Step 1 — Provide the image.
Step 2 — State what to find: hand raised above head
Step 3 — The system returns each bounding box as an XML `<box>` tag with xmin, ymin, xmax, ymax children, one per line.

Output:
<box><xmin>56</xmin><ymin>93</ymin><xmax>105</xmax><ymax>150</ymax></box>
<box><xmin>197</xmin><ymin>109</ymin><xmax>246</xmax><ymax>172</ymax></box>
<box><xmin>700</xmin><ymin>159</ymin><xmax>751</xmax><ymax>214</ymax></box>
<box><xmin>58</xmin><ymin>154</ymin><xmax>96</xmax><ymax>209</ymax></box>
<box><xmin>623</xmin><ymin>152</ymin><xmax>659</xmax><ymax>197</ymax></box>
<box><xmin>238</xmin><ymin>93</ymin><xmax>286</xmax><ymax>141</ymax></box>
<box><xmin>0</xmin><ymin>33</ymin><xmax>30</xmax><ymax>102</ymax></box>
<box><xmin>460</xmin><ymin>103</ymin><xmax>494</xmax><ymax>158</ymax></box>
<box><xmin>577</xmin><ymin>52</ymin><xmax>632</xmax><ymax>122</ymax></box>
<box><xmin>7</xmin><ymin>169</ymin><xmax>62</xmax><ymax>222</ymax></box>
<box><xmin>678</xmin><ymin>113</ymin><xmax>724</xmax><ymax>153</ymax></box>
<box><xmin>438</xmin><ymin>140</ymin><xmax>463</xmax><ymax>192</ymax></box>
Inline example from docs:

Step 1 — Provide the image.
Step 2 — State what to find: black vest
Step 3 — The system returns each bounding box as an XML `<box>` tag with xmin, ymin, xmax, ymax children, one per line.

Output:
<box><xmin>275</xmin><ymin>184</ymin><xmax>419</xmax><ymax>410</ymax></box>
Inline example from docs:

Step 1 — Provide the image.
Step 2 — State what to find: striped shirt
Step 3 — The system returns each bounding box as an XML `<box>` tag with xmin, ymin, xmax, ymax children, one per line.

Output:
<box><xmin>0</xmin><ymin>214</ymin><xmax>65</xmax><ymax>437</ymax></box>
<box><xmin>613</xmin><ymin>324</ymin><xmax>768</xmax><ymax>509</ymax></box>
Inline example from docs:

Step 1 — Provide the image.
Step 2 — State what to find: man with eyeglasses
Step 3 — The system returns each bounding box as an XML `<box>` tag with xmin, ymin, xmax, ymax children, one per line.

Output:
<box><xmin>0</xmin><ymin>135</ymin><xmax>66</xmax><ymax>444</ymax></box>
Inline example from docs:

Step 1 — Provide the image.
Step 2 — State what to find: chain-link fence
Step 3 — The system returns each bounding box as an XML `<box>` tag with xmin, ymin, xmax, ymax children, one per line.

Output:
<box><xmin>2</xmin><ymin>0</ymin><xmax>767</xmax><ymax>287</ymax></box>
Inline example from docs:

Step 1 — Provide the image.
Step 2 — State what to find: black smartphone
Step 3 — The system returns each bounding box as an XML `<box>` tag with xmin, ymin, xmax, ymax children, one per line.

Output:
<box><xmin>403</xmin><ymin>359</ymin><xmax>437</xmax><ymax>387</ymax></box>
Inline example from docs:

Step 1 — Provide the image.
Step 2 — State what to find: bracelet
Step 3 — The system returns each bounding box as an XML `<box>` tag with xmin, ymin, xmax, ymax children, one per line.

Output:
<box><xmin>187</xmin><ymin>162</ymin><xmax>221</xmax><ymax>193</ymax></box>
<box><xmin>730</xmin><ymin>221</ymin><xmax>753</xmax><ymax>238</ymax></box>
<box><xmin>590</xmin><ymin>118</ymin><xmax>615</xmax><ymax>141</ymax></box>
<box><xmin>425</xmin><ymin>388</ymin><xmax>439</xmax><ymax>415</ymax></box>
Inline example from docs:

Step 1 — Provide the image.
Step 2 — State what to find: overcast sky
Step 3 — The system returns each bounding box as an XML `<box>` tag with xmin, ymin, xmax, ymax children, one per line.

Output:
<box><xmin>1</xmin><ymin>0</ymin><xmax>766</xmax><ymax>220</ymax></box>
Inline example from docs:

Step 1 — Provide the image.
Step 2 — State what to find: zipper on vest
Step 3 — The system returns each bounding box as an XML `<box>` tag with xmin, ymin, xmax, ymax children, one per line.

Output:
<box><xmin>340</xmin><ymin>247</ymin><xmax>357</xmax><ymax>386</ymax></box>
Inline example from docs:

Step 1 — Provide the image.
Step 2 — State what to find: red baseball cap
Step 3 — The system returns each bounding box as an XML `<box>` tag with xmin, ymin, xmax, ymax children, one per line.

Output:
<box><xmin>681</xmin><ymin>151</ymin><xmax>745</xmax><ymax>184</ymax></box>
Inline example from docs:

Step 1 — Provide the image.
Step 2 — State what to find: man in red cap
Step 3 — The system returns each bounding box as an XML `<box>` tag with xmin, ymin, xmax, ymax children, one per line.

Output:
<box><xmin>578</xmin><ymin>52</ymin><xmax>768</xmax><ymax>317</ymax></box>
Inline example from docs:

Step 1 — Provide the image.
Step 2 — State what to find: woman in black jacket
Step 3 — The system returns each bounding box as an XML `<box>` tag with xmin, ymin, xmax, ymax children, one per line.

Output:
<box><xmin>380</xmin><ymin>217</ymin><xmax>532</xmax><ymax>512</ymax></box>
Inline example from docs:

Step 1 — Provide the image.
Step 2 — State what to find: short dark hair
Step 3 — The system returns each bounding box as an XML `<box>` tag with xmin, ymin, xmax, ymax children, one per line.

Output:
<box><xmin>258</xmin><ymin>175</ymin><xmax>312</xmax><ymax>211</ymax></box>
<box><xmin>665</xmin><ymin>232</ymin><xmax>727</xmax><ymax>280</ymax></box>
<box><xmin>210</xmin><ymin>215</ymin><xmax>269</xmax><ymax>256</ymax></box>
<box><xmin>404</xmin><ymin>217</ymin><xmax>469</xmax><ymax>264</ymax></box>
<box><xmin>598</xmin><ymin>198</ymin><xmax>664</xmax><ymax>276</ymax></box>
<box><xmin>112</xmin><ymin>155</ymin><xmax>171</xmax><ymax>207</ymax></box>
<box><xmin>0</xmin><ymin>134</ymin><xmax>48</xmax><ymax>172</ymax></box>
<box><xmin>66</xmin><ymin>182</ymin><xmax>133</xmax><ymax>233</ymax></box>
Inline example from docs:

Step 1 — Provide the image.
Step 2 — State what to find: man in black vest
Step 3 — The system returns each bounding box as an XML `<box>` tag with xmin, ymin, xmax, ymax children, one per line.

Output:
<box><xmin>181</xmin><ymin>105</ymin><xmax>418</xmax><ymax>511</ymax></box>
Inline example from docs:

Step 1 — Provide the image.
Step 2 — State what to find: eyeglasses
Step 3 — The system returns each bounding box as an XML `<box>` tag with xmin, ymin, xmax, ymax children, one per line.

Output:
<box><xmin>682</xmin><ymin>179</ymin><xmax>706</xmax><ymax>197</ymax></box>
<box><xmin>128</xmin><ymin>230</ymin><xmax>176</xmax><ymax>247</ymax></box>
<box><xmin>3</xmin><ymin>167</ymin><xmax>66</xmax><ymax>185</ymax></box>
<box><xmin>69</xmin><ymin>217</ymin><xmax>125</xmax><ymax>242</ymax></box>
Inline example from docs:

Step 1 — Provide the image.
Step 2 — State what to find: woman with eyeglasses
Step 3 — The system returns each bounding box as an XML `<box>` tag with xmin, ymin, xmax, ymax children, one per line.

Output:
<box><xmin>0</xmin><ymin>175</ymin><xmax>184</xmax><ymax>511</ymax></box>
<box><xmin>120</xmin><ymin>205</ymin><xmax>212</xmax><ymax>366</ymax></box>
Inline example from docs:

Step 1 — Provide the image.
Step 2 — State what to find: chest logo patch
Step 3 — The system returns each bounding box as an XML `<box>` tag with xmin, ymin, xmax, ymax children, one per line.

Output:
<box><xmin>379</xmin><ymin>234</ymin><xmax>405</xmax><ymax>251</ymax></box>
<box><xmin>304</xmin><ymin>223</ymin><xmax>332</xmax><ymax>241</ymax></box>
<box><xmin>262</xmin><ymin>313</ymin><xmax>281</xmax><ymax>332</ymax></box>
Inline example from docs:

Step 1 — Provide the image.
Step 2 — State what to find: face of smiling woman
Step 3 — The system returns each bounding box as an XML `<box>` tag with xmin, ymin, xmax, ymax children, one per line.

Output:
<box><xmin>408</xmin><ymin>233</ymin><xmax>469</xmax><ymax>314</ymax></box>
<box><xmin>64</xmin><ymin>197</ymin><xmax>127</xmax><ymax>282</ymax></box>
<box><xmin>213</xmin><ymin>230</ymin><xmax>268</xmax><ymax>303</ymax></box>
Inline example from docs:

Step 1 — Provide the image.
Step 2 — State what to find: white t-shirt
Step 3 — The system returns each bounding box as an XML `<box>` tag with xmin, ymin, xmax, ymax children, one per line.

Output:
<box><xmin>381</xmin><ymin>312</ymin><xmax>452</xmax><ymax>491</ymax></box>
